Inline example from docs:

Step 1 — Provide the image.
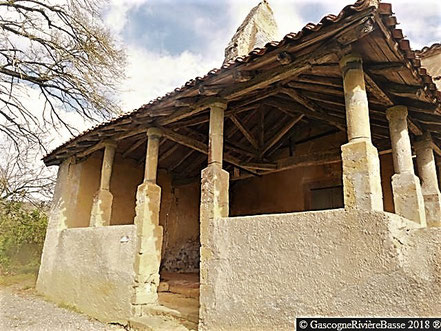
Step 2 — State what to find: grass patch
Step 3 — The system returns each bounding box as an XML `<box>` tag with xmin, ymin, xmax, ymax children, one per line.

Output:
<box><xmin>0</xmin><ymin>271</ymin><xmax>37</xmax><ymax>288</ymax></box>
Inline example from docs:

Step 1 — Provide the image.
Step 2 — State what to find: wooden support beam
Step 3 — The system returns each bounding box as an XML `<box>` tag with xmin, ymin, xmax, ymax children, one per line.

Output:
<box><xmin>122</xmin><ymin>138</ymin><xmax>145</xmax><ymax>158</ymax></box>
<box><xmin>259</xmin><ymin>106</ymin><xmax>265</xmax><ymax>149</ymax></box>
<box><xmin>170</xmin><ymin>149</ymin><xmax>195</xmax><ymax>172</ymax></box>
<box><xmin>157</xmin><ymin>97</ymin><xmax>226</xmax><ymax>126</ymax></box>
<box><xmin>229</xmin><ymin>114</ymin><xmax>259</xmax><ymax>150</ymax></box>
<box><xmin>279</xmin><ymin>88</ymin><xmax>346</xmax><ymax>131</ymax></box>
<box><xmin>160</xmin><ymin>127</ymin><xmax>260</xmax><ymax>175</ymax></box>
<box><xmin>265</xmin><ymin>98</ymin><xmax>346</xmax><ymax>131</ymax></box>
<box><xmin>365</xmin><ymin>62</ymin><xmax>406</xmax><ymax>74</ymax></box>
<box><xmin>363</xmin><ymin>72</ymin><xmax>394</xmax><ymax>106</ymax></box>
<box><xmin>159</xmin><ymin>143</ymin><xmax>180</xmax><ymax>162</ymax></box>
<box><xmin>260</xmin><ymin>114</ymin><xmax>304</xmax><ymax>157</ymax></box>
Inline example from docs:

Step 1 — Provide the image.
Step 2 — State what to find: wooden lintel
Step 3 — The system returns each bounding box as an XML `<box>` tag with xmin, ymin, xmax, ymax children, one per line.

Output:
<box><xmin>157</xmin><ymin>97</ymin><xmax>227</xmax><ymax>126</ymax></box>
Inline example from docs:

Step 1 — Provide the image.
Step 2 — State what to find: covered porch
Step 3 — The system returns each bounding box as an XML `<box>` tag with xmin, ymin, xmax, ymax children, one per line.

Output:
<box><xmin>38</xmin><ymin>1</ymin><xmax>441</xmax><ymax>329</ymax></box>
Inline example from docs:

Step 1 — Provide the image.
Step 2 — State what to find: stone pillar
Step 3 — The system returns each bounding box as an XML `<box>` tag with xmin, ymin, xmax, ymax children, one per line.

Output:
<box><xmin>386</xmin><ymin>106</ymin><xmax>426</xmax><ymax>225</ymax></box>
<box><xmin>415</xmin><ymin>132</ymin><xmax>441</xmax><ymax>227</ymax></box>
<box><xmin>132</xmin><ymin>128</ymin><xmax>164</xmax><ymax>315</ymax></box>
<box><xmin>89</xmin><ymin>141</ymin><xmax>117</xmax><ymax>227</ymax></box>
<box><xmin>199</xmin><ymin>102</ymin><xmax>229</xmax><ymax>330</ymax></box>
<box><xmin>339</xmin><ymin>53</ymin><xmax>383</xmax><ymax>211</ymax></box>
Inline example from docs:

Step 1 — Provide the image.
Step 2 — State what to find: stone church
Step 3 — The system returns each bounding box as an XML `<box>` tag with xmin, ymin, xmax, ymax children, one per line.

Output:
<box><xmin>37</xmin><ymin>0</ymin><xmax>441</xmax><ymax>330</ymax></box>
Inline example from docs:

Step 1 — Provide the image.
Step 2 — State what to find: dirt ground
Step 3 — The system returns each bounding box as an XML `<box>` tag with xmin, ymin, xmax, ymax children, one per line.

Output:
<box><xmin>0</xmin><ymin>274</ymin><xmax>126</xmax><ymax>331</ymax></box>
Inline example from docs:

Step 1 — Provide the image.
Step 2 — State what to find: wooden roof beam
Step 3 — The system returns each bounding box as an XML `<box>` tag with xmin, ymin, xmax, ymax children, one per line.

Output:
<box><xmin>259</xmin><ymin>114</ymin><xmax>304</xmax><ymax>158</ymax></box>
<box><xmin>279</xmin><ymin>88</ymin><xmax>346</xmax><ymax>131</ymax></box>
<box><xmin>122</xmin><ymin>138</ymin><xmax>146</xmax><ymax>158</ymax></box>
<box><xmin>229</xmin><ymin>114</ymin><xmax>259</xmax><ymax>150</ymax></box>
<box><xmin>159</xmin><ymin>127</ymin><xmax>262</xmax><ymax>175</ymax></box>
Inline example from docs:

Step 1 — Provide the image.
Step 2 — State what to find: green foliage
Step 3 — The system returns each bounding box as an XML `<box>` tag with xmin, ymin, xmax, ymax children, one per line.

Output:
<box><xmin>0</xmin><ymin>199</ymin><xmax>48</xmax><ymax>274</ymax></box>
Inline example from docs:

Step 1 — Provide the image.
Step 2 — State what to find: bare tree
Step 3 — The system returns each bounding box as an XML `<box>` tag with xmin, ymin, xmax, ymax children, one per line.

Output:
<box><xmin>0</xmin><ymin>139</ymin><xmax>54</xmax><ymax>202</ymax></box>
<box><xmin>0</xmin><ymin>0</ymin><xmax>125</xmax><ymax>151</ymax></box>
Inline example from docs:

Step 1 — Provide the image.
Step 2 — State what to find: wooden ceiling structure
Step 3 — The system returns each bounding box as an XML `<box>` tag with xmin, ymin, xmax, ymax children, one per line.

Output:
<box><xmin>43</xmin><ymin>0</ymin><xmax>441</xmax><ymax>184</ymax></box>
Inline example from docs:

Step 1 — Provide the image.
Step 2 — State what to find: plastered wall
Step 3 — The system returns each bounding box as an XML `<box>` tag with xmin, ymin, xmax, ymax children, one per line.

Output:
<box><xmin>37</xmin><ymin>225</ymin><xmax>137</xmax><ymax>323</ymax></box>
<box><xmin>109</xmin><ymin>155</ymin><xmax>144</xmax><ymax>225</ymax></box>
<box><xmin>230</xmin><ymin>153</ymin><xmax>395</xmax><ymax>216</ymax></box>
<box><xmin>158</xmin><ymin>172</ymin><xmax>200</xmax><ymax>272</ymax></box>
<box><xmin>201</xmin><ymin>209</ymin><xmax>441</xmax><ymax>331</ymax></box>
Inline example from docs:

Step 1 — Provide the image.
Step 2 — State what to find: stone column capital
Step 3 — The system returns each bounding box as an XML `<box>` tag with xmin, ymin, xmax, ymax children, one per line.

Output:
<box><xmin>414</xmin><ymin>132</ymin><xmax>433</xmax><ymax>150</ymax></box>
<box><xmin>146</xmin><ymin>127</ymin><xmax>162</xmax><ymax>139</ymax></box>
<box><xmin>339</xmin><ymin>53</ymin><xmax>363</xmax><ymax>74</ymax></box>
<box><xmin>209</xmin><ymin>101</ymin><xmax>228</xmax><ymax>112</ymax></box>
<box><xmin>386</xmin><ymin>105</ymin><xmax>408</xmax><ymax>122</ymax></box>
<box><xmin>102</xmin><ymin>140</ymin><xmax>117</xmax><ymax>150</ymax></box>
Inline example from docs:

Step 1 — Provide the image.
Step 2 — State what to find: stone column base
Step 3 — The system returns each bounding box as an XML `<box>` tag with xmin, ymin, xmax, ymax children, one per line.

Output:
<box><xmin>132</xmin><ymin>182</ymin><xmax>163</xmax><ymax>309</ymax></box>
<box><xmin>422</xmin><ymin>192</ymin><xmax>441</xmax><ymax>227</ymax></box>
<box><xmin>89</xmin><ymin>189</ymin><xmax>113</xmax><ymax>227</ymax></box>
<box><xmin>391</xmin><ymin>172</ymin><xmax>426</xmax><ymax>226</ymax></box>
<box><xmin>199</xmin><ymin>164</ymin><xmax>229</xmax><ymax>330</ymax></box>
<box><xmin>341</xmin><ymin>139</ymin><xmax>383</xmax><ymax>211</ymax></box>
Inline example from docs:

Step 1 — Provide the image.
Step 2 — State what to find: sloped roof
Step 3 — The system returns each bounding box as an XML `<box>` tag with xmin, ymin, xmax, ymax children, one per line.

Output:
<box><xmin>43</xmin><ymin>0</ymin><xmax>441</xmax><ymax>166</ymax></box>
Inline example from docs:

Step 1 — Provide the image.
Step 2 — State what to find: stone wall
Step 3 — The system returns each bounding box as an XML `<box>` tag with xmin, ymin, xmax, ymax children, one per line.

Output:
<box><xmin>200</xmin><ymin>209</ymin><xmax>441</xmax><ymax>331</ymax></box>
<box><xmin>36</xmin><ymin>225</ymin><xmax>137</xmax><ymax>323</ymax></box>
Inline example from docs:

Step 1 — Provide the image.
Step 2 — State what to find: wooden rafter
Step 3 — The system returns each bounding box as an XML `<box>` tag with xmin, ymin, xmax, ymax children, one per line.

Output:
<box><xmin>159</xmin><ymin>143</ymin><xmax>180</xmax><ymax>162</ymax></box>
<box><xmin>122</xmin><ymin>138</ymin><xmax>146</xmax><ymax>158</ymax></box>
<box><xmin>160</xmin><ymin>127</ymin><xmax>262</xmax><ymax>175</ymax></box>
<box><xmin>229</xmin><ymin>114</ymin><xmax>259</xmax><ymax>150</ymax></box>
<box><xmin>170</xmin><ymin>149</ymin><xmax>195</xmax><ymax>172</ymax></box>
<box><xmin>280</xmin><ymin>88</ymin><xmax>346</xmax><ymax>132</ymax></box>
<box><xmin>259</xmin><ymin>114</ymin><xmax>304</xmax><ymax>157</ymax></box>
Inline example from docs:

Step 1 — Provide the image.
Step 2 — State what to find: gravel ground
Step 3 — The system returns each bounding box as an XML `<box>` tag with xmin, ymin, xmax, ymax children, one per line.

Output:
<box><xmin>0</xmin><ymin>285</ymin><xmax>126</xmax><ymax>331</ymax></box>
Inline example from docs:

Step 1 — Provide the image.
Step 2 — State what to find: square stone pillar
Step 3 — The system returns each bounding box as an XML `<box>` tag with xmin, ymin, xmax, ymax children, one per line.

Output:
<box><xmin>199</xmin><ymin>102</ymin><xmax>229</xmax><ymax>330</ymax></box>
<box><xmin>89</xmin><ymin>141</ymin><xmax>117</xmax><ymax>227</ymax></box>
<box><xmin>131</xmin><ymin>128</ymin><xmax>164</xmax><ymax>315</ymax></box>
<box><xmin>386</xmin><ymin>106</ymin><xmax>426</xmax><ymax>225</ymax></box>
<box><xmin>340</xmin><ymin>53</ymin><xmax>383</xmax><ymax>211</ymax></box>
<box><xmin>415</xmin><ymin>132</ymin><xmax>441</xmax><ymax>227</ymax></box>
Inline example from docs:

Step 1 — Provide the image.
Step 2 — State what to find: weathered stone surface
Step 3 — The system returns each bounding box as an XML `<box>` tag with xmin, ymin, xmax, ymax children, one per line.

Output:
<box><xmin>132</xmin><ymin>181</ymin><xmax>163</xmax><ymax>306</ymax></box>
<box><xmin>200</xmin><ymin>209</ymin><xmax>439</xmax><ymax>330</ymax></box>
<box><xmin>340</xmin><ymin>54</ymin><xmax>371</xmax><ymax>141</ymax></box>
<box><xmin>391</xmin><ymin>173</ymin><xmax>426</xmax><ymax>225</ymax></box>
<box><xmin>36</xmin><ymin>225</ymin><xmax>137</xmax><ymax>324</ymax></box>
<box><xmin>89</xmin><ymin>189</ymin><xmax>113</xmax><ymax>227</ymax></box>
<box><xmin>386</xmin><ymin>105</ymin><xmax>426</xmax><ymax>224</ymax></box>
<box><xmin>415</xmin><ymin>133</ymin><xmax>441</xmax><ymax>227</ymax></box>
<box><xmin>224</xmin><ymin>0</ymin><xmax>278</xmax><ymax>64</ymax></box>
<box><xmin>199</xmin><ymin>164</ymin><xmax>229</xmax><ymax>329</ymax></box>
<box><xmin>341</xmin><ymin>140</ymin><xmax>383</xmax><ymax>211</ymax></box>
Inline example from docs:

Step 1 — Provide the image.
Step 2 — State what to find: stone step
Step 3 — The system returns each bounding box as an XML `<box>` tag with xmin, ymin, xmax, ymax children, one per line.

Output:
<box><xmin>128</xmin><ymin>315</ymin><xmax>193</xmax><ymax>331</ymax></box>
<box><xmin>157</xmin><ymin>292</ymin><xmax>199</xmax><ymax>324</ymax></box>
